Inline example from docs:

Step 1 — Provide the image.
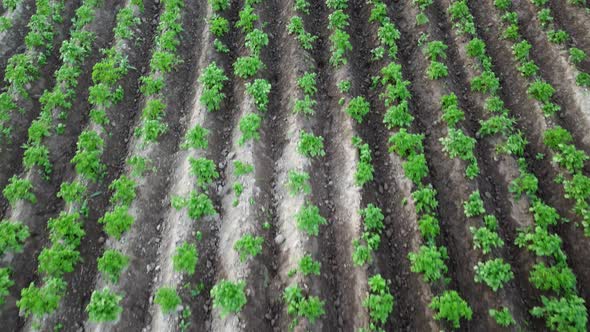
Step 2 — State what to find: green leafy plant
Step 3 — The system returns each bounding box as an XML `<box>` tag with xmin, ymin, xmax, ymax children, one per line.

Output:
<box><xmin>155</xmin><ymin>287</ymin><xmax>181</xmax><ymax>314</ymax></box>
<box><xmin>412</xmin><ymin>186</ymin><xmax>439</xmax><ymax>214</ymax></box>
<box><xmin>474</xmin><ymin>258</ymin><xmax>514</xmax><ymax>291</ymax></box>
<box><xmin>345</xmin><ymin>96</ymin><xmax>370</xmax><ymax>123</ymax></box>
<box><xmin>470</xmin><ymin>227</ymin><xmax>504</xmax><ymax>254</ymax></box>
<box><xmin>463</xmin><ymin>191</ymin><xmax>485</xmax><ymax>217</ymax></box>
<box><xmin>297</xmin><ymin>72</ymin><xmax>317</xmax><ymax>95</ymax></box>
<box><xmin>489</xmin><ymin>307</ymin><xmax>515</xmax><ymax>327</ymax></box>
<box><xmin>287</xmin><ymin>17</ymin><xmax>317</xmax><ymax>50</ymax></box>
<box><xmin>189</xmin><ymin>157</ymin><xmax>219</xmax><ymax>188</ymax></box>
<box><xmin>388</xmin><ymin>129</ymin><xmax>424</xmax><ymax>158</ymax></box>
<box><xmin>99</xmin><ymin>206</ymin><xmax>134</xmax><ymax>240</ymax></box>
<box><xmin>234</xmin><ymin>160</ymin><xmax>254</xmax><ymax>176</ymax></box>
<box><xmin>210</xmin><ymin>0</ymin><xmax>230</xmax><ymax>11</ymax></box>
<box><xmin>234</xmin><ymin>234</ymin><xmax>264</xmax><ymax>262</ymax></box>
<box><xmin>527</xmin><ymin>80</ymin><xmax>555</xmax><ymax>103</ymax></box>
<box><xmin>57</xmin><ymin>181</ymin><xmax>86</xmax><ymax>204</ymax></box>
<box><xmin>298</xmin><ymin>254</ymin><xmax>321</xmax><ymax>276</ymax></box>
<box><xmin>329</xmin><ymin>29</ymin><xmax>352</xmax><ymax>67</ymax></box>
<box><xmin>109</xmin><ymin>175</ymin><xmax>136</xmax><ymax>206</ymax></box>
<box><xmin>182</xmin><ymin>125</ymin><xmax>209</xmax><ymax>150</ymax></box>
<box><xmin>47</xmin><ymin>212</ymin><xmax>84</xmax><ymax>248</ymax></box>
<box><xmin>86</xmin><ymin>288</ymin><xmax>123</xmax><ymax>322</ymax></box>
<box><xmin>173</xmin><ymin>242</ymin><xmax>198</xmax><ymax>275</ymax></box>
<box><xmin>233</xmin><ymin>56</ymin><xmax>263</xmax><ymax>79</ymax></box>
<box><xmin>246</xmin><ymin>79</ymin><xmax>271</xmax><ymax>112</ymax></box>
<box><xmin>23</xmin><ymin>144</ymin><xmax>52</xmax><ymax>176</ymax></box>
<box><xmin>38</xmin><ymin>244</ymin><xmax>80</xmax><ymax>276</ymax></box>
<box><xmin>529</xmin><ymin>262</ymin><xmax>576</xmax><ymax>294</ymax></box>
<box><xmin>363</xmin><ymin>274</ymin><xmax>394</xmax><ymax>329</ymax></box>
<box><xmin>71</xmin><ymin>130</ymin><xmax>105</xmax><ymax>181</ymax></box>
<box><xmin>0</xmin><ymin>268</ymin><xmax>13</xmax><ymax>306</ymax></box>
<box><xmin>0</xmin><ymin>220</ymin><xmax>30</xmax><ymax>255</ymax></box>
<box><xmin>283</xmin><ymin>284</ymin><xmax>325</xmax><ymax>327</ymax></box>
<box><xmin>235</xmin><ymin>5</ymin><xmax>258</xmax><ymax>33</ymax></box>
<box><xmin>98</xmin><ymin>249</ymin><xmax>129</xmax><ymax>283</ymax></box>
<box><xmin>199</xmin><ymin>62</ymin><xmax>228</xmax><ymax>112</ymax></box>
<box><xmin>531</xmin><ymin>296</ymin><xmax>587</xmax><ymax>332</ymax></box>
<box><xmin>239</xmin><ymin>113</ymin><xmax>262</xmax><ymax>145</ymax></box>
<box><xmin>186</xmin><ymin>191</ymin><xmax>217</xmax><ymax>220</ymax></box>
<box><xmin>18</xmin><ymin>277</ymin><xmax>67</xmax><ymax>318</ymax></box>
<box><xmin>298</xmin><ymin>131</ymin><xmax>325</xmax><ymax>158</ymax></box>
<box><xmin>209</xmin><ymin>14</ymin><xmax>229</xmax><ymax>37</ymax></box>
<box><xmin>430</xmin><ymin>290</ymin><xmax>473</xmax><ymax>328</ymax></box>
<box><xmin>286</xmin><ymin>170</ymin><xmax>311</xmax><ymax>195</ymax></box>
<box><xmin>569</xmin><ymin>48</ymin><xmax>587</xmax><ymax>64</ymax></box>
<box><xmin>296</xmin><ymin>203</ymin><xmax>327</xmax><ymax>236</ymax></box>
<box><xmin>408</xmin><ymin>245</ymin><xmax>448</xmax><ymax>283</ymax></box>
<box><xmin>3</xmin><ymin>176</ymin><xmax>36</xmax><ymax>205</ymax></box>
<box><xmin>211</xmin><ymin>280</ymin><xmax>247</xmax><ymax>318</ymax></box>
<box><xmin>403</xmin><ymin>153</ymin><xmax>428</xmax><ymax>184</ymax></box>
<box><xmin>245</xmin><ymin>28</ymin><xmax>269</xmax><ymax>56</ymax></box>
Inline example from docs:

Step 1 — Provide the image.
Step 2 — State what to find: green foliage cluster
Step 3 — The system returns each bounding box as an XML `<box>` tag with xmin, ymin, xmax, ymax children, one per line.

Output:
<box><xmin>155</xmin><ymin>287</ymin><xmax>181</xmax><ymax>314</ymax></box>
<box><xmin>3</xmin><ymin>176</ymin><xmax>36</xmax><ymax>205</ymax></box>
<box><xmin>363</xmin><ymin>274</ymin><xmax>394</xmax><ymax>331</ymax></box>
<box><xmin>98</xmin><ymin>249</ymin><xmax>129</xmax><ymax>283</ymax></box>
<box><xmin>86</xmin><ymin>288</ymin><xmax>123</xmax><ymax>322</ymax></box>
<box><xmin>286</xmin><ymin>170</ymin><xmax>311</xmax><ymax>196</ymax></box>
<box><xmin>489</xmin><ymin>307</ymin><xmax>515</xmax><ymax>327</ymax></box>
<box><xmin>283</xmin><ymin>284</ymin><xmax>325</xmax><ymax>328</ymax></box>
<box><xmin>424</xmin><ymin>41</ymin><xmax>449</xmax><ymax>80</ymax></box>
<box><xmin>234</xmin><ymin>234</ymin><xmax>264</xmax><ymax>262</ymax></box>
<box><xmin>353</xmin><ymin>204</ymin><xmax>384</xmax><ymax>266</ymax></box>
<box><xmin>189</xmin><ymin>157</ymin><xmax>219</xmax><ymax>188</ymax></box>
<box><xmin>173</xmin><ymin>242</ymin><xmax>199</xmax><ymax>275</ymax></box>
<box><xmin>474</xmin><ymin>258</ymin><xmax>514</xmax><ymax>291</ymax></box>
<box><xmin>296</xmin><ymin>203</ymin><xmax>327</xmax><ymax>236</ymax></box>
<box><xmin>239</xmin><ymin>113</ymin><xmax>262</xmax><ymax>145</ymax></box>
<box><xmin>297</xmin><ymin>130</ymin><xmax>325</xmax><ymax>158</ymax></box>
<box><xmin>199</xmin><ymin>62</ymin><xmax>228</xmax><ymax>112</ymax></box>
<box><xmin>352</xmin><ymin>136</ymin><xmax>374</xmax><ymax>187</ymax></box>
<box><xmin>429</xmin><ymin>290</ymin><xmax>472</xmax><ymax>328</ymax></box>
<box><xmin>0</xmin><ymin>220</ymin><xmax>30</xmax><ymax>255</ymax></box>
<box><xmin>408</xmin><ymin>245</ymin><xmax>448</xmax><ymax>283</ymax></box>
<box><xmin>211</xmin><ymin>280</ymin><xmax>247</xmax><ymax>317</ymax></box>
<box><xmin>298</xmin><ymin>254</ymin><xmax>321</xmax><ymax>276</ymax></box>
<box><xmin>246</xmin><ymin>79</ymin><xmax>271</xmax><ymax>112</ymax></box>
<box><xmin>287</xmin><ymin>16</ymin><xmax>317</xmax><ymax>50</ymax></box>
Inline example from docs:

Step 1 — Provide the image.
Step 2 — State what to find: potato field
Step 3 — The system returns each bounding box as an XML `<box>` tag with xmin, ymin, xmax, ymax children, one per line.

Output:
<box><xmin>0</xmin><ymin>0</ymin><xmax>590</xmax><ymax>330</ymax></box>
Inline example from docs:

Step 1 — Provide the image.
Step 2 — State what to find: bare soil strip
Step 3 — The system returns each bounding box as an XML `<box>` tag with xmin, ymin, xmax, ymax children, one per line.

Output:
<box><xmin>0</xmin><ymin>1</ymin><xmax>124</xmax><ymax>329</ymax></box>
<box><xmin>469</xmin><ymin>0</ymin><xmax>590</xmax><ymax>307</ymax></box>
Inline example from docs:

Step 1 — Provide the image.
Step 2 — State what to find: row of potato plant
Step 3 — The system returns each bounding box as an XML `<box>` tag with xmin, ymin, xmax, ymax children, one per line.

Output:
<box><xmin>83</xmin><ymin>0</ymin><xmax>187</xmax><ymax>324</ymax></box>
<box><xmin>368</xmin><ymin>0</ymin><xmax>473</xmax><ymax>328</ymax></box>
<box><xmin>151</xmin><ymin>0</ymin><xmax>230</xmax><ymax>327</ymax></box>
<box><xmin>5</xmin><ymin>0</ymin><xmax>107</xmax><ymax>327</ymax></box>
<box><xmin>0</xmin><ymin>0</ymin><xmax>64</xmax><ymax>138</ymax></box>
<box><xmin>282</xmin><ymin>0</ymin><xmax>328</xmax><ymax>328</ymax></box>
<box><xmin>414</xmin><ymin>0</ymin><xmax>518</xmax><ymax>326</ymax></box>
<box><xmin>0</xmin><ymin>0</ymin><xmax>90</xmax><ymax>313</ymax></box>
<box><xmin>449</xmin><ymin>0</ymin><xmax>587</xmax><ymax>330</ymax></box>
